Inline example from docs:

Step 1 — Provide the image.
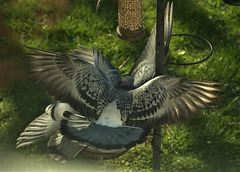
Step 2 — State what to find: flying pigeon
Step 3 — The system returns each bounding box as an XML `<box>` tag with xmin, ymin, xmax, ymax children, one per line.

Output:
<box><xmin>16</xmin><ymin>2</ymin><xmax>222</xmax><ymax>162</ymax></box>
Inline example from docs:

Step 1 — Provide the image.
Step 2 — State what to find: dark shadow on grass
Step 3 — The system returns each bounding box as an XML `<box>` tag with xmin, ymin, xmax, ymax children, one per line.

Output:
<box><xmin>0</xmin><ymin>80</ymin><xmax>54</xmax><ymax>144</ymax></box>
<box><xmin>173</xmin><ymin>0</ymin><xmax>238</xmax><ymax>47</ymax></box>
<box><xmin>186</xmin><ymin>117</ymin><xmax>240</xmax><ymax>171</ymax></box>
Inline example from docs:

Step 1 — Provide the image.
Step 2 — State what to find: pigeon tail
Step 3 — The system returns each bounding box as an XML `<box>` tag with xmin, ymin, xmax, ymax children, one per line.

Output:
<box><xmin>60</xmin><ymin>121</ymin><xmax>150</xmax><ymax>153</ymax></box>
<box><xmin>47</xmin><ymin>133</ymin><xmax>86</xmax><ymax>163</ymax></box>
<box><xmin>59</xmin><ymin>100</ymin><xmax>150</xmax><ymax>153</ymax></box>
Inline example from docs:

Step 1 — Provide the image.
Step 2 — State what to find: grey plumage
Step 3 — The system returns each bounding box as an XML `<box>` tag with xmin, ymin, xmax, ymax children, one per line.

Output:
<box><xmin>47</xmin><ymin>133</ymin><xmax>85</xmax><ymax>163</ymax></box>
<box><xmin>16</xmin><ymin>103</ymin><xmax>77</xmax><ymax>148</ymax></box>
<box><xmin>73</xmin><ymin>46</ymin><xmax>121</xmax><ymax>86</ymax></box>
<box><xmin>130</xmin><ymin>2</ymin><xmax>173</xmax><ymax>87</ymax></box>
<box><xmin>17</xmin><ymin>103</ymin><xmax>90</xmax><ymax>162</ymax></box>
<box><xmin>126</xmin><ymin>75</ymin><xmax>222</xmax><ymax>128</ymax></box>
<box><xmin>17</xmin><ymin>2</ymin><xmax>222</xmax><ymax>162</ymax></box>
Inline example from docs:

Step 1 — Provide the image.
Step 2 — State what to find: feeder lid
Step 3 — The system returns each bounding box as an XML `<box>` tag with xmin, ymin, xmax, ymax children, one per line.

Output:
<box><xmin>117</xmin><ymin>26</ymin><xmax>145</xmax><ymax>42</ymax></box>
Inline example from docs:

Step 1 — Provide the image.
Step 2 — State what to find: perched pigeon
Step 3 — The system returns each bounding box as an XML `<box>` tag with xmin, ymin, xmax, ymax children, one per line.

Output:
<box><xmin>16</xmin><ymin>2</ymin><xmax>222</xmax><ymax>162</ymax></box>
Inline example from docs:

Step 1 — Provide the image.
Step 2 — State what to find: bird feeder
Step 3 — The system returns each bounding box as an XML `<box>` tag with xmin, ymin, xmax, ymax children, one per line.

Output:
<box><xmin>117</xmin><ymin>0</ymin><xmax>145</xmax><ymax>41</ymax></box>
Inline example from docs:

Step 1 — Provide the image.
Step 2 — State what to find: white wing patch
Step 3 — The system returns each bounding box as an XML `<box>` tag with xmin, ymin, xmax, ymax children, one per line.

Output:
<box><xmin>96</xmin><ymin>100</ymin><xmax>122</xmax><ymax>128</ymax></box>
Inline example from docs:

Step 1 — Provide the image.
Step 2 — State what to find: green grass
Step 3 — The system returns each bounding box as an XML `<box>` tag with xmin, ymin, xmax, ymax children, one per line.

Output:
<box><xmin>0</xmin><ymin>0</ymin><xmax>240</xmax><ymax>171</ymax></box>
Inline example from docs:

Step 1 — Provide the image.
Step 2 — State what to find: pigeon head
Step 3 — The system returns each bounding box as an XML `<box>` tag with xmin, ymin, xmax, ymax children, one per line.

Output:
<box><xmin>115</xmin><ymin>76</ymin><xmax>136</xmax><ymax>90</ymax></box>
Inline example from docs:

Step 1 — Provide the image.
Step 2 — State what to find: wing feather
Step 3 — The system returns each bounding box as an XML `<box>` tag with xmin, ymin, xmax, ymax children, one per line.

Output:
<box><xmin>73</xmin><ymin>46</ymin><xmax>121</xmax><ymax>85</ymax></box>
<box><xmin>126</xmin><ymin>75</ymin><xmax>222</xmax><ymax>128</ymax></box>
<box><xmin>130</xmin><ymin>2</ymin><xmax>173</xmax><ymax>87</ymax></box>
<box><xmin>26</xmin><ymin>46</ymin><xmax>116</xmax><ymax>121</ymax></box>
<box><xmin>72</xmin><ymin>45</ymin><xmax>94</xmax><ymax>65</ymax></box>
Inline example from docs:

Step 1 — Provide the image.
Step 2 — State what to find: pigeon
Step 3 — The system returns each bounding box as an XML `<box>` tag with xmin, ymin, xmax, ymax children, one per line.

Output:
<box><xmin>16</xmin><ymin>2</ymin><xmax>222</xmax><ymax>162</ymax></box>
<box><xmin>129</xmin><ymin>2</ymin><xmax>173</xmax><ymax>88</ymax></box>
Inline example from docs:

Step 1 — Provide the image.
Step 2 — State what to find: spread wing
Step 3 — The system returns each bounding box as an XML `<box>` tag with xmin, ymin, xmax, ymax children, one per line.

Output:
<box><xmin>129</xmin><ymin>2</ymin><xmax>173</xmax><ymax>87</ymax></box>
<box><xmin>26</xmin><ymin>46</ymin><xmax>116</xmax><ymax>121</ymax></box>
<box><xmin>126</xmin><ymin>75</ymin><xmax>222</xmax><ymax>129</ymax></box>
<box><xmin>73</xmin><ymin>45</ymin><xmax>121</xmax><ymax>85</ymax></box>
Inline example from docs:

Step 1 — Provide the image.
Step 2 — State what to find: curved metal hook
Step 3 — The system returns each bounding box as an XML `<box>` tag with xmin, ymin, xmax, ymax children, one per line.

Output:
<box><xmin>166</xmin><ymin>33</ymin><xmax>213</xmax><ymax>66</ymax></box>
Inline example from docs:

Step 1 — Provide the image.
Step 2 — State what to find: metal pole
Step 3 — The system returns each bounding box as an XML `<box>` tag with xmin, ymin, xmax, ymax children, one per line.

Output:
<box><xmin>156</xmin><ymin>0</ymin><xmax>166</xmax><ymax>76</ymax></box>
<box><xmin>152</xmin><ymin>0</ymin><xmax>166</xmax><ymax>171</ymax></box>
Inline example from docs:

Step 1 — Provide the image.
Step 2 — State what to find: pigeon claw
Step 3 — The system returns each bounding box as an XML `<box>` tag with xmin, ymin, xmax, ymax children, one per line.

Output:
<box><xmin>145</xmin><ymin>136</ymin><xmax>152</xmax><ymax>147</ymax></box>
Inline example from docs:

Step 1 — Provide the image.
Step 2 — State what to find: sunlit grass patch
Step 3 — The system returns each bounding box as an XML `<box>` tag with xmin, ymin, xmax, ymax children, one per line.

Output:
<box><xmin>0</xmin><ymin>0</ymin><xmax>239</xmax><ymax>171</ymax></box>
